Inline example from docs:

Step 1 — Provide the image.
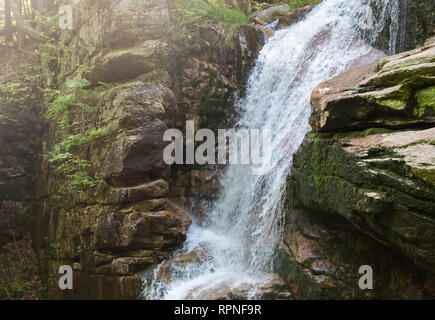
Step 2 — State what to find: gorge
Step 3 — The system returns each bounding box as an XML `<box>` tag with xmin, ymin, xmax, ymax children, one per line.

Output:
<box><xmin>0</xmin><ymin>0</ymin><xmax>434</xmax><ymax>300</ymax></box>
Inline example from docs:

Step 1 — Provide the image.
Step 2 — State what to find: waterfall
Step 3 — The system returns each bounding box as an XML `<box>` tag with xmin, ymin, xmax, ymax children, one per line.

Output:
<box><xmin>142</xmin><ymin>0</ymin><xmax>399</xmax><ymax>300</ymax></box>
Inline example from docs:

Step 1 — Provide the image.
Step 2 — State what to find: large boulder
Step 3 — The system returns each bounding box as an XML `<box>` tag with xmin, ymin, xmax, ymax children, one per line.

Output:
<box><xmin>39</xmin><ymin>74</ymin><xmax>187</xmax><ymax>299</ymax></box>
<box><xmin>311</xmin><ymin>42</ymin><xmax>435</xmax><ymax>132</ymax></box>
<box><xmin>236</xmin><ymin>25</ymin><xmax>266</xmax><ymax>90</ymax></box>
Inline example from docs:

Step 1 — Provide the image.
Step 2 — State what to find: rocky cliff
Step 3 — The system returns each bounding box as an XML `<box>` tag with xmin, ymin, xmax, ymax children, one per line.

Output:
<box><xmin>283</xmin><ymin>37</ymin><xmax>435</xmax><ymax>299</ymax></box>
<box><xmin>32</xmin><ymin>0</ymin><xmax>248</xmax><ymax>299</ymax></box>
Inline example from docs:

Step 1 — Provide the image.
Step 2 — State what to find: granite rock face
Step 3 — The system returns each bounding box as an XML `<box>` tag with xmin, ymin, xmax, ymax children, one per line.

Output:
<box><xmin>310</xmin><ymin>41</ymin><xmax>435</xmax><ymax>132</ymax></box>
<box><xmin>289</xmin><ymin>129</ymin><xmax>435</xmax><ymax>269</ymax></box>
<box><xmin>284</xmin><ymin>39</ymin><xmax>435</xmax><ymax>299</ymax></box>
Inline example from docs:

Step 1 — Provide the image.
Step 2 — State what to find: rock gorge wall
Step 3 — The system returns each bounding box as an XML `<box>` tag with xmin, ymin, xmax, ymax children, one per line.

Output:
<box><xmin>34</xmin><ymin>0</ymin><xmax>247</xmax><ymax>299</ymax></box>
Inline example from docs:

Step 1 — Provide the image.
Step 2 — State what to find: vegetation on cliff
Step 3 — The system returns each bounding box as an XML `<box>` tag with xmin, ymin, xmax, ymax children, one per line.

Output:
<box><xmin>0</xmin><ymin>0</ymin><xmax>434</xmax><ymax>301</ymax></box>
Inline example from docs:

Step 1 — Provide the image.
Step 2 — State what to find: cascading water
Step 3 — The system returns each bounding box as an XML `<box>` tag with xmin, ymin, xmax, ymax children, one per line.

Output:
<box><xmin>143</xmin><ymin>0</ymin><xmax>400</xmax><ymax>300</ymax></box>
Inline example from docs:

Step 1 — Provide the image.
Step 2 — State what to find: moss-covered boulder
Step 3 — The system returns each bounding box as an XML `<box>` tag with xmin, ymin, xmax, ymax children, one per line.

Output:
<box><xmin>311</xmin><ymin>42</ymin><xmax>435</xmax><ymax>132</ymax></box>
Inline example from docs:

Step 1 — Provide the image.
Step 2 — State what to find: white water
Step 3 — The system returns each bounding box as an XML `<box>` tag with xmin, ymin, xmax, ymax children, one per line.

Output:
<box><xmin>143</xmin><ymin>0</ymin><xmax>399</xmax><ymax>300</ymax></box>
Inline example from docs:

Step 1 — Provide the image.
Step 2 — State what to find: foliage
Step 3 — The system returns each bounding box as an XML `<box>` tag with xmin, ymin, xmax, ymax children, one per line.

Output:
<box><xmin>44</xmin><ymin>78</ymin><xmax>94</xmax><ymax>129</ymax></box>
<box><xmin>9</xmin><ymin>281</ymin><xmax>30</xmax><ymax>299</ymax></box>
<box><xmin>176</xmin><ymin>0</ymin><xmax>248</xmax><ymax>45</ymax></box>
<box><xmin>44</xmin><ymin>78</ymin><xmax>114</xmax><ymax>196</ymax></box>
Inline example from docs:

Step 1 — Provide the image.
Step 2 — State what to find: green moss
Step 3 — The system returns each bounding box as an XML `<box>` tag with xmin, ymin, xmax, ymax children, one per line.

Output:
<box><xmin>308</xmin><ymin>128</ymin><xmax>393</xmax><ymax>140</ymax></box>
<box><xmin>360</xmin><ymin>128</ymin><xmax>394</xmax><ymax>137</ymax></box>
<box><xmin>365</xmin><ymin>84</ymin><xmax>411</xmax><ymax>111</ymax></box>
<box><xmin>386</xmin><ymin>56</ymin><xmax>435</xmax><ymax>72</ymax></box>
<box><xmin>411</xmin><ymin>168</ymin><xmax>435</xmax><ymax>187</ymax></box>
<box><xmin>307</xmin><ymin>132</ymin><xmax>335</xmax><ymax>139</ymax></box>
<box><xmin>378</xmin><ymin>99</ymin><xmax>408</xmax><ymax>110</ymax></box>
<box><xmin>415</xmin><ymin>86</ymin><xmax>435</xmax><ymax>116</ymax></box>
<box><xmin>310</xmin><ymin>138</ymin><xmax>334</xmax><ymax>201</ymax></box>
<box><xmin>377</xmin><ymin>59</ymin><xmax>389</xmax><ymax>71</ymax></box>
<box><xmin>44</xmin><ymin>79</ymin><xmax>117</xmax><ymax>199</ymax></box>
<box><xmin>368</xmin><ymin>63</ymin><xmax>435</xmax><ymax>88</ymax></box>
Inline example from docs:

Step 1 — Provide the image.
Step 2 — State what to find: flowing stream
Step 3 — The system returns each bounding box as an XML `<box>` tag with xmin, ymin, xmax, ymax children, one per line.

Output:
<box><xmin>143</xmin><ymin>0</ymin><xmax>400</xmax><ymax>300</ymax></box>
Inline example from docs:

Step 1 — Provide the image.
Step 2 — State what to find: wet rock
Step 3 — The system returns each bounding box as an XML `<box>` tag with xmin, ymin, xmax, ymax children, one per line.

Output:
<box><xmin>184</xmin><ymin>276</ymin><xmax>291</xmax><ymax>300</ymax></box>
<box><xmin>394</xmin><ymin>0</ymin><xmax>435</xmax><ymax>52</ymax></box>
<box><xmin>276</xmin><ymin>4</ymin><xmax>317</xmax><ymax>29</ymax></box>
<box><xmin>185</xmin><ymin>170</ymin><xmax>222</xmax><ymax>198</ymax></box>
<box><xmin>110</xmin><ymin>257</ymin><xmax>156</xmax><ymax>276</ymax></box>
<box><xmin>59</xmin><ymin>0</ymin><xmax>173</xmax><ymax>77</ymax></box>
<box><xmin>286</xmin><ymin>40</ymin><xmax>435</xmax><ymax>300</ymax></box>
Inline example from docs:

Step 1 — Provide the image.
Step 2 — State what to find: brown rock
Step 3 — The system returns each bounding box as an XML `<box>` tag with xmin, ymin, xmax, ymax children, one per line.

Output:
<box><xmin>288</xmin><ymin>128</ymin><xmax>435</xmax><ymax>270</ymax></box>
<box><xmin>277</xmin><ymin>4</ymin><xmax>317</xmax><ymax>29</ymax></box>
<box><xmin>104</xmin><ymin>179</ymin><xmax>169</xmax><ymax>204</ymax></box>
<box><xmin>310</xmin><ymin>43</ymin><xmax>435</xmax><ymax>132</ymax></box>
